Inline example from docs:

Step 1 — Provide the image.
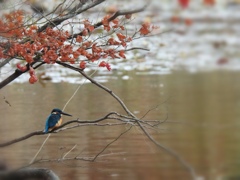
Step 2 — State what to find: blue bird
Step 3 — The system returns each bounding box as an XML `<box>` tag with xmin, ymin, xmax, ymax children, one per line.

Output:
<box><xmin>44</xmin><ymin>108</ymin><xmax>72</xmax><ymax>133</ymax></box>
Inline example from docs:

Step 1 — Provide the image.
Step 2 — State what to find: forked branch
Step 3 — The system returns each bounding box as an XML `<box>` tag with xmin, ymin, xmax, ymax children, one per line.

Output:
<box><xmin>0</xmin><ymin>112</ymin><xmax>130</xmax><ymax>148</ymax></box>
<box><xmin>56</xmin><ymin>61</ymin><xmax>198</xmax><ymax>179</ymax></box>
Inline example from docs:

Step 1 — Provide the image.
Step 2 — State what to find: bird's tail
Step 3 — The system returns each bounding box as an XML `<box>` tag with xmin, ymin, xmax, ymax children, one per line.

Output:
<box><xmin>44</xmin><ymin>123</ymin><xmax>49</xmax><ymax>133</ymax></box>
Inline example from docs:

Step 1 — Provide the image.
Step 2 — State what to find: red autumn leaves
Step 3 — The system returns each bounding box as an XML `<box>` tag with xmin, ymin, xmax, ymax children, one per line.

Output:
<box><xmin>101</xmin><ymin>15</ymin><xmax>124</xmax><ymax>32</ymax></box>
<box><xmin>139</xmin><ymin>22</ymin><xmax>158</xmax><ymax>36</ymax></box>
<box><xmin>178</xmin><ymin>0</ymin><xmax>190</xmax><ymax>8</ymax></box>
<box><xmin>0</xmin><ymin>10</ymin><xmax>24</xmax><ymax>38</ymax></box>
<box><xmin>0</xmin><ymin>10</ymin><xmax>157</xmax><ymax>84</ymax></box>
<box><xmin>178</xmin><ymin>0</ymin><xmax>215</xmax><ymax>8</ymax></box>
<box><xmin>16</xmin><ymin>64</ymin><xmax>38</xmax><ymax>84</ymax></box>
<box><xmin>28</xmin><ymin>66</ymin><xmax>38</xmax><ymax>84</ymax></box>
<box><xmin>99</xmin><ymin>61</ymin><xmax>111</xmax><ymax>71</ymax></box>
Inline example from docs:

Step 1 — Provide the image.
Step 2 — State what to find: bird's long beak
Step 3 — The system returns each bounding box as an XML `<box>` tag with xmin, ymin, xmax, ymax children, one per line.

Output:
<box><xmin>61</xmin><ymin>111</ymin><xmax>72</xmax><ymax>116</ymax></box>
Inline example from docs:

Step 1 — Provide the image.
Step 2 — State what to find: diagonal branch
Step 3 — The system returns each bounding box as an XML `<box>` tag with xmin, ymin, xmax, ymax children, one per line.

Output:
<box><xmin>137</xmin><ymin>120</ymin><xmax>197</xmax><ymax>179</ymax></box>
<box><xmin>0</xmin><ymin>58</ymin><xmax>12</xmax><ymax>68</ymax></box>
<box><xmin>91</xmin><ymin>126</ymin><xmax>132</xmax><ymax>162</ymax></box>
<box><xmin>0</xmin><ymin>62</ymin><xmax>45</xmax><ymax>89</ymax></box>
<box><xmin>56</xmin><ymin>61</ymin><xmax>134</xmax><ymax>117</ymax></box>
<box><xmin>0</xmin><ymin>69</ymin><xmax>25</xmax><ymax>89</ymax></box>
<box><xmin>0</xmin><ymin>130</ymin><xmax>43</xmax><ymax>148</ymax></box>
<box><xmin>55</xmin><ymin>61</ymin><xmax>198</xmax><ymax>179</ymax></box>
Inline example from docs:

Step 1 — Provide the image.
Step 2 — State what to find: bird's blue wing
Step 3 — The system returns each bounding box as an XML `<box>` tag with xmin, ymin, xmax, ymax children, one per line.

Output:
<box><xmin>44</xmin><ymin>114</ymin><xmax>60</xmax><ymax>133</ymax></box>
<box><xmin>48</xmin><ymin>114</ymin><xmax>60</xmax><ymax>128</ymax></box>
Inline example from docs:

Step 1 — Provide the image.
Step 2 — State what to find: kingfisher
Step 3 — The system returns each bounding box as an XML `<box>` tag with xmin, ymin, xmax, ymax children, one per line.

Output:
<box><xmin>44</xmin><ymin>108</ymin><xmax>72</xmax><ymax>133</ymax></box>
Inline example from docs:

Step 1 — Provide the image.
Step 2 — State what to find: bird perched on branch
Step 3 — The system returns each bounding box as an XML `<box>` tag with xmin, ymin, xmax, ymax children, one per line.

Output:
<box><xmin>44</xmin><ymin>108</ymin><xmax>72</xmax><ymax>133</ymax></box>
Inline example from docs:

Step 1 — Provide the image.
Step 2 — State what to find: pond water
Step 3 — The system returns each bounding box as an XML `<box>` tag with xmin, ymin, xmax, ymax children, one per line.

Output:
<box><xmin>1</xmin><ymin>70</ymin><xmax>240</xmax><ymax>180</ymax></box>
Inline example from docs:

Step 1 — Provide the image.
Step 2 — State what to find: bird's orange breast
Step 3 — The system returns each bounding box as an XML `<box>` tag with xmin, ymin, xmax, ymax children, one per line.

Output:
<box><xmin>55</xmin><ymin>118</ymin><xmax>62</xmax><ymax>127</ymax></box>
<box><xmin>48</xmin><ymin>117</ymin><xmax>63</xmax><ymax>131</ymax></box>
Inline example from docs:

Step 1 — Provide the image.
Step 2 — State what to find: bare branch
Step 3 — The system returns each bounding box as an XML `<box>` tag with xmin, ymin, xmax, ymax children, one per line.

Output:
<box><xmin>136</xmin><ymin>121</ymin><xmax>197</xmax><ymax>179</ymax></box>
<box><xmin>0</xmin><ymin>58</ymin><xmax>11</xmax><ymax>68</ymax></box>
<box><xmin>62</xmin><ymin>144</ymin><xmax>77</xmax><ymax>159</ymax></box>
<box><xmin>30</xmin><ymin>152</ymin><xmax>128</xmax><ymax>165</ymax></box>
<box><xmin>0</xmin><ymin>112</ymin><xmax>128</xmax><ymax>147</ymax></box>
<box><xmin>125</xmin><ymin>47</ymin><xmax>150</xmax><ymax>52</ymax></box>
<box><xmin>58</xmin><ymin>122</ymin><xmax>130</xmax><ymax>132</ymax></box>
<box><xmin>56</xmin><ymin>61</ymin><xmax>135</xmax><ymax>117</ymax></box>
<box><xmin>0</xmin><ymin>130</ymin><xmax>43</xmax><ymax>148</ymax></box>
<box><xmin>29</xmin><ymin>134</ymin><xmax>51</xmax><ymax>164</ymax></box>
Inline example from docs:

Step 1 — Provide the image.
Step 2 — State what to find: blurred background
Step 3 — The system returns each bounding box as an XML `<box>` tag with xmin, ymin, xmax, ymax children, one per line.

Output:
<box><xmin>0</xmin><ymin>0</ymin><xmax>240</xmax><ymax>179</ymax></box>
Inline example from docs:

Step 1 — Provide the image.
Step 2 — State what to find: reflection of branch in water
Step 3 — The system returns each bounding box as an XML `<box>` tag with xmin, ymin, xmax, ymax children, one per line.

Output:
<box><xmin>62</xmin><ymin>144</ymin><xmax>77</xmax><ymax>159</ymax></box>
<box><xmin>3</xmin><ymin>96</ymin><xmax>11</xmax><ymax>107</ymax></box>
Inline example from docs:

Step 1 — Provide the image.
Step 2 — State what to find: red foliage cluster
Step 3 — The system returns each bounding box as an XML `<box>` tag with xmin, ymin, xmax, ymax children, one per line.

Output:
<box><xmin>178</xmin><ymin>0</ymin><xmax>190</xmax><ymax>8</ymax></box>
<box><xmin>28</xmin><ymin>66</ymin><xmax>38</xmax><ymax>84</ymax></box>
<box><xmin>0</xmin><ymin>10</ymin><xmax>156</xmax><ymax>83</ymax></box>
<box><xmin>139</xmin><ymin>22</ymin><xmax>159</xmax><ymax>35</ymax></box>
<box><xmin>178</xmin><ymin>0</ymin><xmax>215</xmax><ymax>8</ymax></box>
<box><xmin>16</xmin><ymin>63</ymin><xmax>27</xmax><ymax>72</ymax></box>
<box><xmin>101</xmin><ymin>15</ymin><xmax>125</xmax><ymax>32</ymax></box>
<box><xmin>0</xmin><ymin>10</ymin><xmax>24</xmax><ymax>38</ymax></box>
<box><xmin>16</xmin><ymin>63</ymin><xmax>38</xmax><ymax>84</ymax></box>
<box><xmin>170</xmin><ymin>16</ymin><xmax>193</xmax><ymax>26</ymax></box>
<box><xmin>99</xmin><ymin>61</ymin><xmax>111</xmax><ymax>71</ymax></box>
<box><xmin>203</xmin><ymin>0</ymin><xmax>215</xmax><ymax>6</ymax></box>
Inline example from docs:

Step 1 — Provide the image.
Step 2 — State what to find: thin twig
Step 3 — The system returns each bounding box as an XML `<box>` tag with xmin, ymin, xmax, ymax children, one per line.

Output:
<box><xmin>58</xmin><ymin>122</ymin><xmax>129</xmax><ymax>132</ymax></box>
<box><xmin>38</xmin><ymin>0</ymin><xmax>106</xmax><ymax>32</ymax></box>
<box><xmin>125</xmin><ymin>47</ymin><xmax>150</xmax><ymax>52</ymax></box>
<box><xmin>29</xmin><ymin>134</ymin><xmax>51</xmax><ymax>164</ymax></box>
<box><xmin>137</xmin><ymin>121</ymin><xmax>197</xmax><ymax>179</ymax></box>
<box><xmin>91</xmin><ymin>126</ymin><xmax>132</xmax><ymax>161</ymax></box>
<box><xmin>30</xmin><ymin>152</ymin><xmax>127</xmax><ymax>165</ymax></box>
<box><xmin>62</xmin><ymin>144</ymin><xmax>77</xmax><ymax>159</ymax></box>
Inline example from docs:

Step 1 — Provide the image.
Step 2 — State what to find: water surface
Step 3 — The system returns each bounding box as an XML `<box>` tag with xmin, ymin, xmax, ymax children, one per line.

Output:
<box><xmin>0</xmin><ymin>71</ymin><xmax>240</xmax><ymax>180</ymax></box>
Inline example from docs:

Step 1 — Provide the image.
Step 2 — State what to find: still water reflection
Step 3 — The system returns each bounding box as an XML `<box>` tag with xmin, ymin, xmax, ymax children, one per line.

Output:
<box><xmin>1</xmin><ymin>70</ymin><xmax>240</xmax><ymax>180</ymax></box>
